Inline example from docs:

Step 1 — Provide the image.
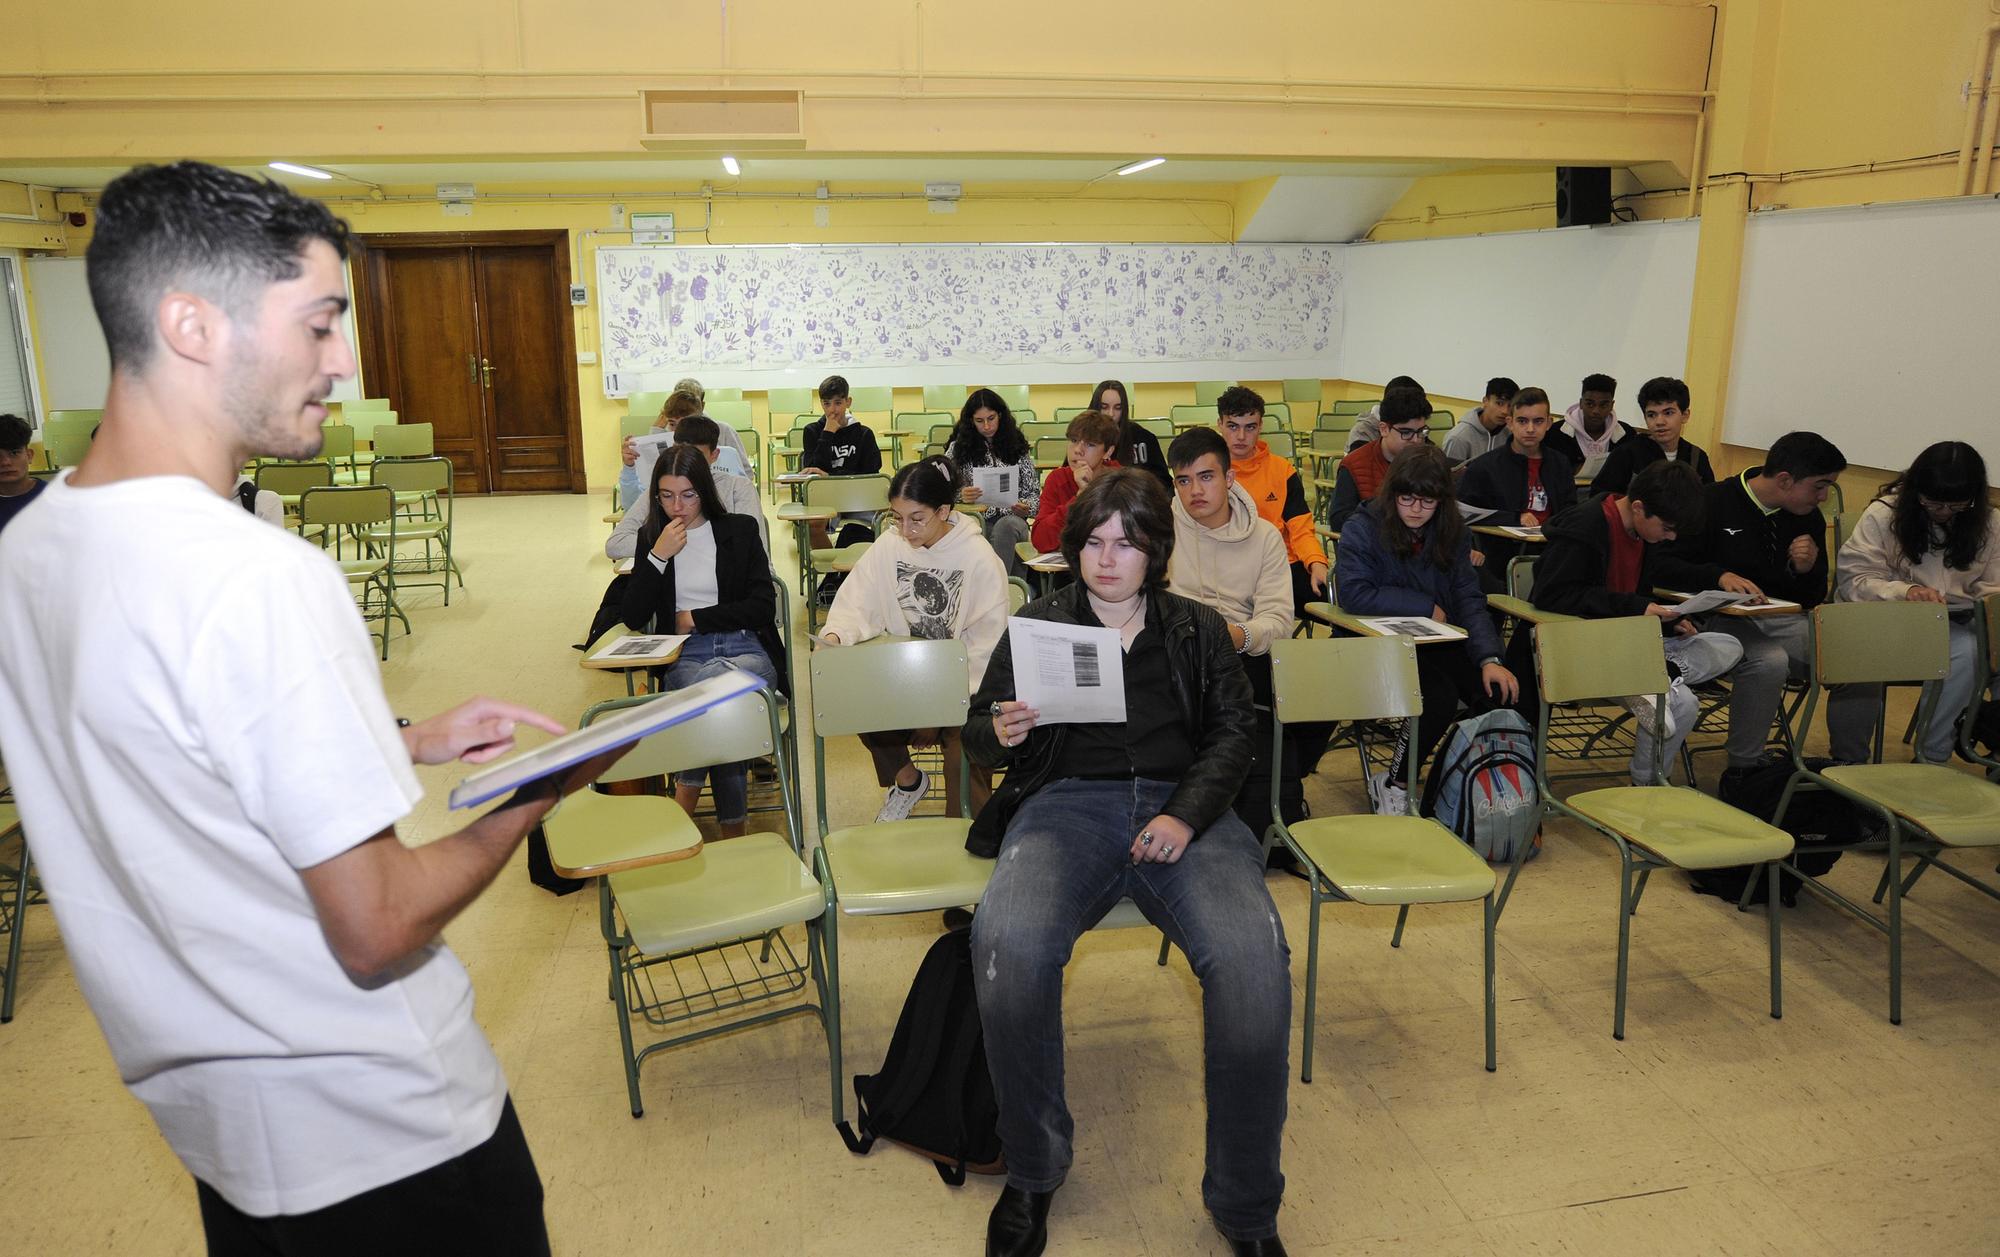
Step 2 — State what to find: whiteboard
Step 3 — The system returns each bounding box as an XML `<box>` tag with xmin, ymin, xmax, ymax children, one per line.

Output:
<box><xmin>593</xmin><ymin>243</ymin><xmax>1342</xmax><ymax>396</ymax></box>
<box><xmin>1727</xmin><ymin>197</ymin><xmax>2000</xmax><ymax>472</ymax></box>
<box><xmin>26</xmin><ymin>255</ymin><xmax>365</xmax><ymax>410</ymax></box>
<box><xmin>1340</xmin><ymin>219</ymin><xmax>1698</xmax><ymax>410</ymax></box>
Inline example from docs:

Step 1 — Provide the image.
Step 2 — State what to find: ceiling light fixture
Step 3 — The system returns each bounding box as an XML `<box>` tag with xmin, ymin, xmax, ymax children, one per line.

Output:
<box><xmin>1115</xmin><ymin>157</ymin><xmax>1165</xmax><ymax>177</ymax></box>
<box><xmin>268</xmin><ymin>161</ymin><xmax>335</xmax><ymax>181</ymax></box>
<box><xmin>721</xmin><ymin>155</ymin><xmax>741</xmax><ymax>176</ymax></box>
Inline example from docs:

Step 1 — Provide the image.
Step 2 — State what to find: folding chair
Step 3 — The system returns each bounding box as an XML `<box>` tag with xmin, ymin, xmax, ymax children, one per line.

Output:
<box><xmin>548</xmin><ymin>687</ymin><xmax>832</xmax><ymax>1119</ymax></box>
<box><xmin>987</xmin><ymin>384</ymin><xmax>1030</xmax><ymax>412</ymax></box>
<box><xmin>1282</xmin><ymin>379</ymin><xmax>1323</xmax><ymax>425</ymax></box>
<box><xmin>0</xmin><ymin>800</ymin><xmax>39</xmax><ymax>1023</ymax></box>
<box><xmin>1534</xmin><ymin>616</ymin><xmax>1794</xmax><ymax>1039</ymax></box>
<box><xmin>923</xmin><ymin>385</ymin><xmax>968</xmax><ymax>411</ymax></box>
<box><xmin>1959</xmin><ymin>593</ymin><xmax>2000</xmax><ymax>774</ymax></box>
<box><xmin>1773</xmin><ymin>601</ymin><xmax>2000</xmax><ymax>1024</ymax></box>
<box><xmin>368</xmin><ymin>456</ymin><xmax>461</xmax><ymax>603</ymax></box>
<box><xmin>371</xmin><ymin>422</ymin><xmax>434</xmax><ymax>459</ymax></box>
<box><xmin>802</xmin><ymin>474</ymin><xmax>890</xmax><ymax>625</ymax></box>
<box><xmin>298</xmin><ymin>484</ymin><xmax>408</xmax><ymax>659</ymax></box>
<box><xmin>1194</xmin><ymin>380</ymin><xmax>1237</xmax><ymax>405</ymax></box>
<box><xmin>1268</xmin><ymin>636</ymin><xmax>1501</xmax><ymax>1079</ymax></box>
<box><xmin>626</xmin><ymin>389</ymin><xmax>672</xmax><ymax>418</ymax></box>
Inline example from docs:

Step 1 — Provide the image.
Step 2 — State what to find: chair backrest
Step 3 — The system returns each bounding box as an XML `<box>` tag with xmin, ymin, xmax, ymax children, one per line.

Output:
<box><xmin>1271</xmin><ymin>635</ymin><xmax>1421</xmax><ymax>725</ymax></box>
<box><xmin>1034</xmin><ymin>437</ymin><xmax>1069</xmax><ymax>464</ymax></box>
<box><xmin>1428</xmin><ymin>408</ymin><xmax>1456</xmax><ymax>431</ymax></box>
<box><xmin>342</xmin><ymin>398</ymin><xmax>393</xmax><ymax>412</ymax></box>
<box><xmin>804</xmin><ymin>473</ymin><xmax>891</xmax><ymax>515</ymax></box>
<box><xmin>627</xmin><ymin>390</ymin><xmax>672</xmax><ymax>418</ymax></box>
<box><xmin>1052</xmin><ymin>405</ymin><xmax>1087</xmax><ymax>425</ymax></box>
<box><xmin>587</xmin><ymin>687</ymin><xmax>782</xmax><ymax>783</ymax></box>
<box><xmin>893</xmin><ymin>410</ymin><xmax>954</xmax><ymax>435</ymax></box>
<box><xmin>371</xmin><ymin>454</ymin><xmax>452</xmax><ymax>495</ymax></box>
<box><xmin>1533</xmin><ymin>616</ymin><xmax>1668</xmax><ymax>705</ymax></box>
<box><xmin>1282</xmin><ymin>378</ymin><xmax>1322</xmax><ymax>407</ymax></box>
<box><xmin>372</xmin><ymin>422</ymin><xmax>434</xmax><ymax>458</ymax></box>
<box><xmin>1262</xmin><ymin>431</ymin><xmax>1295</xmax><ymax>461</ymax></box>
<box><xmin>1330</xmin><ymin>398</ymin><xmax>1374</xmax><ymax>418</ymax></box>
<box><xmin>1169</xmin><ymin>403</ymin><xmax>1215</xmax><ymax>427</ymax></box>
<box><xmin>1020</xmin><ymin>421</ymin><xmax>1066</xmax><ymax>443</ymax></box>
<box><xmin>47</xmin><ymin>408</ymin><xmax>103</xmax><ymax>427</ymax></box>
<box><xmin>706</xmin><ymin>399</ymin><xmax>755</xmax><ymax>432</ymax></box>
<box><xmin>298</xmin><ymin>483</ymin><xmax>393</xmax><ymax>527</ymax></box>
<box><xmin>848</xmin><ymin>385</ymin><xmax>894</xmax><ymax>414</ymax></box>
<box><xmin>1007</xmin><ymin>577</ymin><xmax>1031</xmax><ymax>613</ymax></box>
<box><xmin>706</xmin><ymin>386</ymin><xmax>743</xmax><ymax>403</ymax></box>
<box><xmin>256</xmin><ymin>461</ymin><xmax>334</xmax><ymax>495</ymax></box>
<box><xmin>1508</xmin><ymin>554</ymin><xmax>1538</xmax><ymax>601</ymax></box>
<box><xmin>927</xmin><ymin>422</ymin><xmax>956</xmax><ymax>448</ymax></box>
<box><xmin>1314</xmin><ymin>411</ymin><xmax>1353</xmax><ymax>433</ymax></box>
<box><xmin>1811</xmin><ymin>601</ymin><xmax>1950</xmax><ymax>686</ymax></box>
<box><xmin>44</xmin><ymin>421</ymin><xmax>94</xmax><ymax>468</ymax></box>
<box><xmin>988</xmin><ymin>384</ymin><xmax>1031</xmax><ymax>412</ymax></box>
<box><xmin>1985</xmin><ymin>593</ymin><xmax>2000</xmax><ymax>675</ymax></box>
<box><xmin>1262</xmin><ymin>401</ymin><xmax>1292</xmax><ymax>428</ymax></box>
<box><xmin>1012</xmin><ymin>407</ymin><xmax>1038</xmax><ymax>425</ymax></box>
<box><xmin>318</xmin><ymin>424</ymin><xmax>356</xmax><ymax>459</ymax></box>
<box><xmin>767</xmin><ymin>387</ymin><xmax>816</xmax><ymax>419</ymax></box>
<box><xmin>620</xmin><ymin>414</ymin><xmax>658</xmax><ymax>440</ymax></box>
<box><xmin>1194</xmin><ymin>380</ymin><xmax>1237</xmax><ymax>405</ymax></box>
<box><xmin>810</xmin><ymin>637</ymin><xmax>971</xmax><ymax>737</ymax></box>
<box><xmin>347</xmin><ymin>409</ymin><xmax>399</xmax><ymax>444</ymax></box>
<box><xmin>1139</xmin><ymin>417</ymin><xmax>1174</xmax><ymax>439</ymax></box>
<box><xmin>923</xmin><ymin>384</ymin><xmax>968</xmax><ymax>411</ymax></box>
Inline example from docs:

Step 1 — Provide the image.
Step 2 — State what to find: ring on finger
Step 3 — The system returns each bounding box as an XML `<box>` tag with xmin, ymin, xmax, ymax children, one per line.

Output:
<box><xmin>1159</xmin><ymin>844</ymin><xmax>1175</xmax><ymax>858</ymax></box>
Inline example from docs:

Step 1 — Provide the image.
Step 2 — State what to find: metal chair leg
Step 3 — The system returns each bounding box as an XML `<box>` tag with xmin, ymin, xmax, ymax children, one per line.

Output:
<box><xmin>1</xmin><ymin>846</ymin><xmax>29</xmax><ymax>1024</ymax></box>
<box><xmin>1767</xmin><ymin>861</ymin><xmax>1783</xmax><ymax>1021</ymax></box>
<box><xmin>1483</xmin><ymin>893</ymin><xmax>1497</xmax><ymax>1073</ymax></box>
<box><xmin>1613</xmin><ymin>856</ymin><xmax>1635</xmax><ymax>1041</ymax></box>
<box><xmin>1628</xmin><ymin>867</ymin><xmax>1652</xmax><ymax>916</ymax></box>
<box><xmin>1301</xmin><ymin>881</ymin><xmax>1323</xmax><ymax>1084</ymax></box>
<box><xmin>1886</xmin><ymin>821</ymin><xmax>1903</xmax><ymax>1026</ymax></box>
<box><xmin>612</xmin><ymin>941</ymin><xmax>645</xmax><ymax>1118</ymax></box>
<box><xmin>1390</xmin><ymin>903</ymin><xmax>1411</xmax><ymax>948</ymax></box>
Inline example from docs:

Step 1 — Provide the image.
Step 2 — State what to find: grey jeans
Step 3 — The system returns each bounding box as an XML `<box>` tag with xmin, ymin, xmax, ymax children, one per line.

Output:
<box><xmin>1826</xmin><ymin>617</ymin><xmax>1980</xmax><ymax>763</ymax></box>
<box><xmin>1713</xmin><ymin>615</ymin><xmax>1812</xmax><ymax>768</ymax></box>
<box><xmin>1619</xmin><ymin>631</ymin><xmax>1745</xmax><ymax>784</ymax></box>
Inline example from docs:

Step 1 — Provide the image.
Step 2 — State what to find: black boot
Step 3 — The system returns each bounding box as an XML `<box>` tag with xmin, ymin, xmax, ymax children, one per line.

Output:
<box><xmin>985</xmin><ymin>1184</ymin><xmax>1054</xmax><ymax>1257</ymax></box>
<box><xmin>1219</xmin><ymin>1232</ymin><xmax>1289</xmax><ymax>1256</ymax></box>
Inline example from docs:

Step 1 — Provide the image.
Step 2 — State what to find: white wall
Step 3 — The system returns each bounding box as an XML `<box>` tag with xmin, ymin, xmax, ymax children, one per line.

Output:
<box><xmin>1339</xmin><ymin>219</ymin><xmax>1699</xmax><ymax>409</ymax></box>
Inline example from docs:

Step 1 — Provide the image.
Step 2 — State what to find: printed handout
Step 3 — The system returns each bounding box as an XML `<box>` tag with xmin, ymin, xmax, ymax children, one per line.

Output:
<box><xmin>1007</xmin><ymin>615</ymin><xmax>1126</xmax><ymax>724</ymax></box>
<box><xmin>969</xmin><ymin>465</ymin><xmax>1020</xmax><ymax>510</ymax></box>
<box><xmin>1357</xmin><ymin>616</ymin><xmax>1467</xmax><ymax>644</ymax></box>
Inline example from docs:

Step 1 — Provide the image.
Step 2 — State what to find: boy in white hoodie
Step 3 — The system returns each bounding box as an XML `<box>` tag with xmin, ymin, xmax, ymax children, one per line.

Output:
<box><xmin>1166</xmin><ymin>427</ymin><xmax>1304</xmax><ymax>848</ymax></box>
<box><xmin>819</xmin><ymin>455</ymin><xmax>1010</xmax><ymax>820</ymax></box>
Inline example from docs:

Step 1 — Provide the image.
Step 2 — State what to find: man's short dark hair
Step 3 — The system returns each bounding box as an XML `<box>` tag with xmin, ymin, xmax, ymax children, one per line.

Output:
<box><xmin>1627</xmin><ymin>460</ymin><xmax>1704</xmax><ymax>532</ymax></box>
<box><xmin>1167</xmin><ymin>426</ymin><xmax>1231</xmax><ymax>471</ymax></box>
<box><xmin>1060</xmin><ymin>468</ymin><xmax>1175</xmax><ymax>591</ymax></box>
<box><xmin>0</xmin><ymin>413</ymin><xmax>29</xmax><ymax>452</ymax></box>
<box><xmin>1580</xmin><ymin>373</ymin><xmax>1617</xmax><ymax>395</ymax></box>
<box><xmin>1764</xmin><ymin>431</ymin><xmax>1847</xmax><ymax>481</ymax></box>
<box><xmin>673</xmin><ymin>414</ymin><xmax>721</xmax><ymax>450</ymax></box>
<box><xmin>1484</xmin><ymin>378</ymin><xmax>1519</xmax><ymax>402</ymax></box>
<box><xmin>1378</xmin><ymin>386</ymin><xmax>1432</xmax><ymax>427</ymax></box>
<box><xmin>1511</xmin><ymin>386</ymin><xmax>1551</xmax><ymax>412</ymax></box>
<box><xmin>86</xmin><ymin>162</ymin><xmax>351</xmax><ymax>373</ymax></box>
<box><xmin>1215</xmin><ymin>386</ymin><xmax>1264</xmax><ymax>420</ymax></box>
<box><xmin>818</xmin><ymin>375</ymin><xmax>850</xmax><ymax>403</ymax></box>
<box><xmin>1385</xmin><ymin>375</ymin><xmax>1422</xmax><ymax>392</ymax></box>
<box><xmin>1635</xmin><ymin>376</ymin><xmax>1691</xmax><ymax>411</ymax></box>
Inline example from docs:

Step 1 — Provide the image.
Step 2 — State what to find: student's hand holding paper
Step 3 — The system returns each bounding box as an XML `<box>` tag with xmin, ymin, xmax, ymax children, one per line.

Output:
<box><xmin>621</xmin><ymin>436</ymin><xmax>640</xmax><ymax>467</ymax></box>
<box><xmin>404</xmin><ymin>698</ymin><xmax>566</xmax><ymax>766</ymax></box>
<box><xmin>961</xmin><ymin>485</ymin><xmax>984</xmax><ymax>503</ymax></box>
<box><xmin>991</xmin><ymin>700</ymin><xmax>1040</xmax><ymax>748</ymax></box>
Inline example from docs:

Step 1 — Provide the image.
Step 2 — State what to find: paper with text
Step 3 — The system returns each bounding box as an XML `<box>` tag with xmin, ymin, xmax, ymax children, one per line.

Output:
<box><xmin>969</xmin><ymin>465</ymin><xmax>1020</xmax><ymax>509</ymax></box>
<box><xmin>1008</xmin><ymin>615</ymin><xmax>1126</xmax><ymax>724</ymax></box>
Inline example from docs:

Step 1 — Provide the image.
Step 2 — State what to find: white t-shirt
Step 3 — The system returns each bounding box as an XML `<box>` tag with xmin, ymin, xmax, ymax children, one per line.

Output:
<box><xmin>650</xmin><ymin>517</ymin><xmax>721</xmax><ymax>610</ymax></box>
<box><xmin>0</xmin><ymin>472</ymin><xmax>505</xmax><ymax>1216</ymax></box>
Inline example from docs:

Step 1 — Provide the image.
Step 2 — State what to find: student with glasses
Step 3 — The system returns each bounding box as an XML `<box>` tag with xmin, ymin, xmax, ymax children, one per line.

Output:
<box><xmin>1829</xmin><ymin>441</ymin><xmax>2000</xmax><ymax>763</ymax></box>
<box><xmin>1324</xmin><ymin>385</ymin><xmax>1433</xmax><ymax>535</ymax></box>
<box><xmin>1334</xmin><ymin>445</ymin><xmax>1521</xmax><ymax>815</ymax></box>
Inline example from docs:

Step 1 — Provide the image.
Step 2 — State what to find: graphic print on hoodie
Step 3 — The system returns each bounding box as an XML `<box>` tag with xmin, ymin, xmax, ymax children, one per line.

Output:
<box><xmin>896</xmin><ymin>563</ymin><xmax>966</xmax><ymax>641</ymax></box>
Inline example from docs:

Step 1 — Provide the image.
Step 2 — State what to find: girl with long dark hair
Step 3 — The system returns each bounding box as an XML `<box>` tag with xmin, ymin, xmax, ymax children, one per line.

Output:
<box><xmin>947</xmin><ymin>387</ymin><xmax>1040</xmax><ymax>575</ymax></box>
<box><xmin>620</xmin><ymin>445</ymin><xmax>788</xmax><ymax>837</ymax></box>
<box><xmin>1831</xmin><ymin>441</ymin><xmax>1999</xmax><ymax>762</ymax></box>
<box><xmin>1092</xmin><ymin>378</ymin><xmax>1169</xmax><ymax>487</ymax></box>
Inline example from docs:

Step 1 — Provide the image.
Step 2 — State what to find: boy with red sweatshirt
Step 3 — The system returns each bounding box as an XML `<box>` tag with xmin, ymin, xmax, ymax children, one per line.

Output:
<box><xmin>1029</xmin><ymin>410</ymin><xmax>1121</xmax><ymax>552</ymax></box>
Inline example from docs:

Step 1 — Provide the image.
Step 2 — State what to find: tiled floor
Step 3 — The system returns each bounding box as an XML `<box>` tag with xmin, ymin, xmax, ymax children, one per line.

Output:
<box><xmin>3</xmin><ymin>489</ymin><xmax>1998</xmax><ymax>1255</ymax></box>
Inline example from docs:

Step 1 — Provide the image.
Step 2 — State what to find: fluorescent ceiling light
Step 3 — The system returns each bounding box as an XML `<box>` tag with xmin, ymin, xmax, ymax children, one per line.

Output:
<box><xmin>1115</xmin><ymin>157</ymin><xmax>1165</xmax><ymax>176</ymax></box>
<box><xmin>721</xmin><ymin>155</ymin><xmax>741</xmax><ymax>176</ymax></box>
<box><xmin>269</xmin><ymin>161</ymin><xmax>334</xmax><ymax>181</ymax></box>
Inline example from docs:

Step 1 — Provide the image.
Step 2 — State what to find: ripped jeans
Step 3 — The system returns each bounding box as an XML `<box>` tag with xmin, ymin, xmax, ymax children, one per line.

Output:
<box><xmin>969</xmin><ymin>777</ymin><xmax>1291</xmax><ymax>1242</ymax></box>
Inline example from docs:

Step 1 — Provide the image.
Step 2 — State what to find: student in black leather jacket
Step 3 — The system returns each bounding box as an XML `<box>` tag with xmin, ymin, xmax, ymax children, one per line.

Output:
<box><xmin>960</xmin><ymin>469</ymin><xmax>1293</xmax><ymax>1257</ymax></box>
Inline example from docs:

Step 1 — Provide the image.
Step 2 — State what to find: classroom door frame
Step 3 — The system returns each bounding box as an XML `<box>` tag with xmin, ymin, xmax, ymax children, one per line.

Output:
<box><xmin>349</xmin><ymin>229</ymin><xmax>586</xmax><ymax>495</ymax></box>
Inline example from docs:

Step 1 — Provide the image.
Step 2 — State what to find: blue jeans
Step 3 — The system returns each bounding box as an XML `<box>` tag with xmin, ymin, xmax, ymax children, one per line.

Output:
<box><xmin>662</xmin><ymin>630</ymin><xmax>779</xmax><ymax>825</ymax></box>
<box><xmin>969</xmin><ymin>778</ymin><xmax>1291</xmax><ymax>1241</ymax></box>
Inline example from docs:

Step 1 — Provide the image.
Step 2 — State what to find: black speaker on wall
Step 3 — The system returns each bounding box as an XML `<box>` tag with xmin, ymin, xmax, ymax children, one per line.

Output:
<box><xmin>1555</xmin><ymin>167</ymin><xmax>1613</xmax><ymax>226</ymax></box>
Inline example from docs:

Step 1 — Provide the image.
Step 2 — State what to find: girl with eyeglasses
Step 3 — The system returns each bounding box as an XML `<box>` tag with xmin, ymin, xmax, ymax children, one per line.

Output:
<box><xmin>819</xmin><ymin>455</ymin><xmax>1011</xmax><ymax>819</ymax></box>
<box><xmin>1333</xmin><ymin>444</ymin><xmax>1521</xmax><ymax>814</ymax></box>
<box><xmin>1830</xmin><ymin>441</ymin><xmax>2000</xmax><ymax>763</ymax></box>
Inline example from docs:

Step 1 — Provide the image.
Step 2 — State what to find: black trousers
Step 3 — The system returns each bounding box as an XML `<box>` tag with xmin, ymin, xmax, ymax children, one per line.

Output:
<box><xmin>196</xmin><ymin>1097</ymin><xmax>548</xmax><ymax>1257</ymax></box>
<box><xmin>1388</xmin><ymin>646</ymin><xmax>1496</xmax><ymax>781</ymax></box>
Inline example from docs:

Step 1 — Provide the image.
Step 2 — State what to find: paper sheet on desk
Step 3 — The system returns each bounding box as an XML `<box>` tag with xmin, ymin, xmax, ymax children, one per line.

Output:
<box><xmin>1008</xmin><ymin>615</ymin><xmax>1125</xmax><ymax>724</ymax></box>
<box><xmin>1666</xmin><ymin>589</ymin><xmax>1755</xmax><ymax>617</ymax></box>
<box><xmin>969</xmin><ymin>465</ymin><xmax>1020</xmax><ymax>509</ymax></box>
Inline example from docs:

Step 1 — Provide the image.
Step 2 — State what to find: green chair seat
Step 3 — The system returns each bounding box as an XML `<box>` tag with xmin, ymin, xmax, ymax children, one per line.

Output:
<box><xmin>810</xmin><ymin>542</ymin><xmax>872</xmax><ymax>569</ymax></box>
<box><xmin>1565</xmin><ymin>786</ymin><xmax>1793</xmax><ymax>870</ymax></box>
<box><xmin>366</xmin><ymin>520</ymin><xmax>447</xmax><ymax>543</ymax></box>
<box><xmin>611</xmin><ymin>832</ymin><xmax>823</xmax><ymax>957</ymax></box>
<box><xmin>1289</xmin><ymin>816</ymin><xmax>1498</xmax><ymax>905</ymax></box>
<box><xmin>820</xmin><ymin>818</ymin><xmax>993</xmax><ymax>915</ymax></box>
<box><xmin>338</xmin><ymin>558</ymin><xmax>388</xmax><ymax>582</ymax></box>
<box><xmin>545</xmin><ymin>789</ymin><xmax>705</xmax><ymax>878</ymax></box>
<box><xmin>1821</xmin><ymin>764</ymin><xmax>2000</xmax><ymax>847</ymax></box>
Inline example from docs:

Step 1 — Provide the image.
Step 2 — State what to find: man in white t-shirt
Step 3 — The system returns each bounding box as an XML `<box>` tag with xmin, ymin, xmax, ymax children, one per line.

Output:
<box><xmin>0</xmin><ymin>162</ymin><xmax>619</xmax><ymax>1254</ymax></box>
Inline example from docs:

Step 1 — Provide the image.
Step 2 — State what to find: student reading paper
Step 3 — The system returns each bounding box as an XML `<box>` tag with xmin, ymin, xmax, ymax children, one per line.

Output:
<box><xmin>946</xmin><ymin>387</ymin><xmax>1040</xmax><ymax>576</ymax></box>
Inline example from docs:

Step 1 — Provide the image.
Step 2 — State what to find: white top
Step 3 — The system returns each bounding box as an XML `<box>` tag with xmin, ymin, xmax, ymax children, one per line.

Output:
<box><xmin>819</xmin><ymin>512</ymin><xmax>1010</xmax><ymax>691</ymax></box>
<box><xmin>0</xmin><ymin>472</ymin><xmax>504</xmax><ymax>1217</ymax></box>
<box><xmin>651</xmin><ymin>517</ymin><xmax>720</xmax><ymax>609</ymax></box>
<box><xmin>608</xmin><ymin>468</ymin><xmax>763</xmax><ymax>561</ymax></box>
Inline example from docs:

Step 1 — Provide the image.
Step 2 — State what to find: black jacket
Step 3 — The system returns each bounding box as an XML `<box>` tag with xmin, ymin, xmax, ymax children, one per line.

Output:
<box><xmin>1653</xmin><ymin>469</ymin><xmax>1830</xmax><ymax>608</ymax></box>
<box><xmin>622</xmin><ymin>512</ymin><xmax>791</xmax><ymax>693</ymax></box>
<box><xmin>1532</xmin><ymin>494</ymin><xmax>1662</xmax><ymax>620</ymax></box>
<box><xmin>801</xmin><ymin>419</ymin><xmax>882</xmax><ymax>476</ymax></box>
<box><xmin>960</xmin><ymin>583</ymin><xmax>1253</xmax><ymax>857</ymax></box>
<box><xmin>1457</xmin><ymin>443</ymin><xmax>1579</xmax><ymax>520</ymax></box>
<box><xmin>1115</xmin><ymin>420</ymin><xmax>1171</xmax><ymax>488</ymax></box>
<box><xmin>1589</xmin><ymin>437</ymin><xmax>1714</xmax><ymax>497</ymax></box>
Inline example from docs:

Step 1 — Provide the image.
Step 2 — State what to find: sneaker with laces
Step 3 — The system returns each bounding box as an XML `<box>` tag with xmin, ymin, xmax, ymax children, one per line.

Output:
<box><xmin>875</xmin><ymin>767</ymin><xmax>931</xmax><ymax>822</ymax></box>
<box><xmin>1367</xmin><ymin>769</ymin><xmax>1409</xmax><ymax>817</ymax></box>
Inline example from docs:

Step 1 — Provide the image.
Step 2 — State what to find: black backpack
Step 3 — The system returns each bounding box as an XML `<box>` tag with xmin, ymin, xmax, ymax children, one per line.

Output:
<box><xmin>836</xmin><ymin>927</ymin><xmax>1004</xmax><ymax>1186</ymax></box>
<box><xmin>1689</xmin><ymin>757</ymin><xmax>1868</xmax><ymax>907</ymax></box>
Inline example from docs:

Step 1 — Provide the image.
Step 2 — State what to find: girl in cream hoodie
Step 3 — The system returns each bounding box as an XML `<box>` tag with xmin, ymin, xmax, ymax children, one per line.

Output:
<box><xmin>1831</xmin><ymin>441</ymin><xmax>2000</xmax><ymax>763</ymax></box>
<box><xmin>820</xmin><ymin>456</ymin><xmax>1011</xmax><ymax>819</ymax></box>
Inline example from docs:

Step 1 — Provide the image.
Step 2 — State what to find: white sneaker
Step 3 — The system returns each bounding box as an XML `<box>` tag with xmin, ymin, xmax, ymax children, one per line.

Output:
<box><xmin>1625</xmin><ymin>687</ymin><xmax>1685</xmax><ymax>743</ymax></box>
<box><xmin>875</xmin><ymin>767</ymin><xmax>931</xmax><ymax>823</ymax></box>
<box><xmin>1367</xmin><ymin>769</ymin><xmax>1409</xmax><ymax>817</ymax></box>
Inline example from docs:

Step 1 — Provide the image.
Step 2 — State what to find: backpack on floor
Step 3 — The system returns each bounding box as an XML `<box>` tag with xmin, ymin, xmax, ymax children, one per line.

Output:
<box><xmin>1419</xmin><ymin>708</ymin><xmax>1542</xmax><ymax>864</ymax></box>
<box><xmin>1690</xmin><ymin>757</ymin><xmax>1867</xmax><ymax>906</ymax></box>
<box><xmin>836</xmin><ymin>926</ymin><xmax>1004</xmax><ymax>1186</ymax></box>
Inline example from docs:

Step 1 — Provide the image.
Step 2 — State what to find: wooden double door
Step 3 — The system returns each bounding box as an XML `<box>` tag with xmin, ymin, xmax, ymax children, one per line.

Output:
<box><xmin>351</xmin><ymin>231</ymin><xmax>584</xmax><ymax>495</ymax></box>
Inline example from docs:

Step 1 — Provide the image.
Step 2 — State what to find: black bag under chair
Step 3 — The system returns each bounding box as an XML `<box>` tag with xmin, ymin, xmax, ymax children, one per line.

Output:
<box><xmin>1689</xmin><ymin>757</ymin><xmax>1872</xmax><ymax>908</ymax></box>
<box><xmin>836</xmin><ymin>926</ymin><xmax>1005</xmax><ymax>1186</ymax></box>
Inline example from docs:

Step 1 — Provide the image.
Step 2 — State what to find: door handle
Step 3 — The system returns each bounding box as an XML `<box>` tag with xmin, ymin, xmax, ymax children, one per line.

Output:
<box><xmin>480</xmin><ymin>357</ymin><xmax>496</xmax><ymax>388</ymax></box>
